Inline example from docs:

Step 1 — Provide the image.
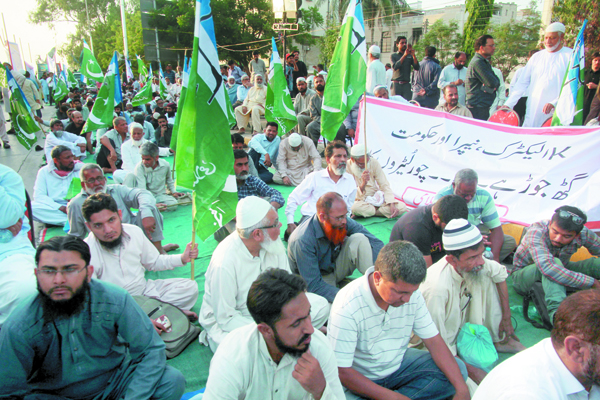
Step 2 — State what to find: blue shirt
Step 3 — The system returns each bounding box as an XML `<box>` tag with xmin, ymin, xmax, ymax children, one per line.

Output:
<box><xmin>434</xmin><ymin>185</ymin><xmax>501</xmax><ymax>229</ymax></box>
<box><xmin>227</xmin><ymin>83</ymin><xmax>239</xmax><ymax>104</ymax></box>
<box><xmin>248</xmin><ymin>133</ymin><xmax>281</xmax><ymax>167</ymax></box>
<box><xmin>237</xmin><ymin>85</ymin><xmax>250</xmax><ymax>102</ymax></box>
<box><xmin>238</xmin><ymin>175</ymin><xmax>285</xmax><ymax>208</ymax></box>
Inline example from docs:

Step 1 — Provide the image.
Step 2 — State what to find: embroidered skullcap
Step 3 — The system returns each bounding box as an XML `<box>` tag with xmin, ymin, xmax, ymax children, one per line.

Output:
<box><xmin>442</xmin><ymin>219</ymin><xmax>483</xmax><ymax>251</ymax></box>
<box><xmin>289</xmin><ymin>133</ymin><xmax>302</xmax><ymax>147</ymax></box>
<box><xmin>545</xmin><ymin>22</ymin><xmax>565</xmax><ymax>33</ymax></box>
<box><xmin>236</xmin><ymin>196</ymin><xmax>272</xmax><ymax>229</ymax></box>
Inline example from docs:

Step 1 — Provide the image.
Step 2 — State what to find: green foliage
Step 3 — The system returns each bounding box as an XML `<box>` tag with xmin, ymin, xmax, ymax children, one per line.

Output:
<box><xmin>319</xmin><ymin>25</ymin><xmax>341</xmax><ymax>66</ymax></box>
<box><xmin>414</xmin><ymin>20</ymin><xmax>463</xmax><ymax>68</ymax></box>
<box><xmin>553</xmin><ymin>0</ymin><xmax>600</xmax><ymax>57</ymax></box>
<box><xmin>291</xmin><ymin>6</ymin><xmax>325</xmax><ymax>49</ymax></box>
<box><xmin>462</xmin><ymin>0</ymin><xmax>495</xmax><ymax>59</ymax></box>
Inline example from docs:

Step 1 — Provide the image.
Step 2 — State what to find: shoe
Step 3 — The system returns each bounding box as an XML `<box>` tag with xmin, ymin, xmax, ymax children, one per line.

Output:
<box><xmin>7</xmin><ymin>128</ymin><xmax>16</xmax><ymax>135</ymax></box>
<box><xmin>35</xmin><ymin>145</ymin><xmax>43</xmax><ymax>151</ymax></box>
<box><xmin>3</xmin><ymin>142</ymin><xmax>10</xmax><ymax>149</ymax></box>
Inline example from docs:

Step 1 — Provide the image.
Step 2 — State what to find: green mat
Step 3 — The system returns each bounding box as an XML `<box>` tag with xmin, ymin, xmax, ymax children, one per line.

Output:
<box><xmin>43</xmin><ymin>159</ymin><xmax>550</xmax><ymax>391</ymax></box>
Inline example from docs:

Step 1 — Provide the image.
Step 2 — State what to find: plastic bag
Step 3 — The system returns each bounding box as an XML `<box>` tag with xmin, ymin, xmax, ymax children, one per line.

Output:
<box><xmin>456</xmin><ymin>322</ymin><xmax>498</xmax><ymax>372</ymax></box>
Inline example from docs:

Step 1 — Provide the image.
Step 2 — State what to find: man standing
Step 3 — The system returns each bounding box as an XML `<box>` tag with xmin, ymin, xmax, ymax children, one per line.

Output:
<box><xmin>412</xmin><ymin>46</ymin><xmax>442</xmax><ymax>109</ymax></box>
<box><xmin>390</xmin><ymin>36</ymin><xmax>420</xmax><ymax>101</ymax></box>
<box><xmin>273</xmin><ymin>133</ymin><xmax>321</xmax><ymax>187</ymax></box>
<box><xmin>291</xmin><ymin>50</ymin><xmax>308</xmax><ymax>96</ymax></box>
<box><xmin>248</xmin><ymin>50</ymin><xmax>267</xmax><ymax>83</ymax></box>
<box><xmin>154</xmin><ymin>114</ymin><xmax>174</xmax><ymax>149</ymax></box>
<box><xmin>306</xmin><ymin>75</ymin><xmax>348</xmax><ymax>146</ymax></box>
<box><xmin>466</xmin><ymin>35</ymin><xmax>500</xmax><ymax>121</ymax></box>
<box><xmin>438</xmin><ymin>52</ymin><xmax>468</xmax><ymax>106</ymax></box>
<box><xmin>583</xmin><ymin>51</ymin><xmax>600</xmax><ymax>122</ymax></box>
<box><xmin>234</xmin><ymin>74</ymin><xmax>267</xmax><ymax>134</ymax></box>
<box><xmin>203</xmin><ymin>268</ymin><xmax>344</xmax><ymax>399</ymax></box>
<box><xmin>199</xmin><ymin>197</ymin><xmax>329</xmax><ymax>352</ymax></box>
<box><xmin>293</xmin><ymin>77</ymin><xmax>315</xmax><ymax>136</ymax></box>
<box><xmin>0</xmin><ymin>236</ymin><xmax>185</xmax><ymax>399</ymax></box>
<box><xmin>512</xmin><ymin>206</ymin><xmax>600</xmax><ymax>322</ymax></box>
<box><xmin>248</xmin><ymin>122</ymin><xmax>280</xmax><ymax>183</ymax></box>
<box><xmin>163</xmin><ymin>64</ymin><xmax>176</xmax><ymax>84</ymax></box>
<box><xmin>328</xmin><ymin>240</ymin><xmax>469</xmax><ymax>400</ymax></box>
<box><xmin>504</xmin><ymin>22</ymin><xmax>572</xmax><ymax>127</ymax></box>
<box><xmin>97</xmin><ymin>116</ymin><xmax>130</xmax><ymax>173</ymax></box>
<box><xmin>435</xmin><ymin>85</ymin><xmax>473</xmax><ymax>117</ymax></box>
<box><xmin>509</xmin><ymin>49</ymin><xmax>539</xmax><ymax>123</ymax></box>
<box><xmin>366</xmin><ymin>45</ymin><xmax>387</xmax><ymax>95</ymax></box>
<box><xmin>228</xmin><ymin>60</ymin><xmax>243</xmax><ymax>84</ymax></box>
<box><xmin>288</xmin><ymin>192</ymin><xmax>384</xmax><ymax>302</ymax></box>
<box><xmin>346</xmin><ymin>144</ymin><xmax>405</xmax><ymax>219</ymax></box>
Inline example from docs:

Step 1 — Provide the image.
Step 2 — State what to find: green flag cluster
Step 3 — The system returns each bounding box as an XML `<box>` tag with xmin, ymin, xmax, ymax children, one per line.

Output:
<box><xmin>82</xmin><ymin>73</ymin><xmax>116</xmax><ymax>132</ymax></box>
<box><xmin>53</xmin><ymin>75</ymin><xmax>69</xmax><ymax>102</ymax></box>
<box><xmin>265</xmin><ymin>37</ymin><xmax>297</xmax><ymax>136</ymax></box>
<box><xmin>132</xmin><ymin>77</ymin><xmax>154</xmax><ymax>107</ymax></box>
<box><xmin>81</xmin><ymin>40</ymin><xmax>104</xmax><ymax>83</ymax></box>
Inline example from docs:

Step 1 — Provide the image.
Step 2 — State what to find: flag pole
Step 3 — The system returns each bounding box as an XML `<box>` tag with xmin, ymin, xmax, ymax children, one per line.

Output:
<box><xmin>172</xmin><ymin>153</ymin><xmax>176</xmax><ymax>179</ymax></box>
<box><xmin>190</xmin><ymin>191</ymin><xmax>196</xmax><ymax>280</ymax></box>
<box><xmin>362</xmin><ymin>92</ymin><xmax>367</xmax><ymax>158</ymax></box>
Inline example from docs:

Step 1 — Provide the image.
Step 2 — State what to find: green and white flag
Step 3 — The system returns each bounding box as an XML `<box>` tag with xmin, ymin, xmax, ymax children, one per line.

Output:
<box><xmin>5</xmin><ymin>67</ymin><xmax>38</xmax><ymax>149</ymax></box>
<box><xmin>265</xmin><ymin>37</ymin><xmax>297</xmax><ymax>135</ymax></box>
<box><xmin>53</xmin><ymin>75</ymin><xmax>69</xmax><ymax>102</ymax></box>
<box><xmin>81</xmin><ymin>39</ymin><xmax>104</xmax><ymax>83</ymax></box>
<box><xmin>131</xmin><ymin>77</ymin><xmax>153</xmax><ymax>107</ymax></box>
<box><xmin>158</xmin><ymin>66</ymin><xmax>170</xmax><ymax>99</ymax></box>
<box><xmin>175</xmin><ymin>0</ymin><xmax>237</xmax><ymax>241</ymax></box>
<box><xmin>67</xmin><ymin>69</ymin><xmax>79</xmax><ymax>88</ymax></box>
<box><xmin>225</xmin><ymin>89</ymin><xmax>236</xmax><ymax>129</ymax></box>
<box><xmin>137</xmin><ymin>55</ymin><xmax>148</xmax><ymax>81</ymax></box>
<box><xmin>321</xmin><ymin>0</ymin><xmax>367</xmax><ymax>140</ymax></box>
<box><xmin>82</xmin><ymin>73</ymin><xmax>115</xmax><ymax>132</ymax></box>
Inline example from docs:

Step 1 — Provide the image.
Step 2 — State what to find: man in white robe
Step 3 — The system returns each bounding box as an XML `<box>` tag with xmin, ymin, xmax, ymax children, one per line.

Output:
<box><xmin>44</xmin><ymin>119</ymin><xmax>87</xmax><ymax>162</ymax></box>
<box><xmin>504</xmin><ymin>22</ymin><xmax>572</xmax><ymax>127</ymax></box>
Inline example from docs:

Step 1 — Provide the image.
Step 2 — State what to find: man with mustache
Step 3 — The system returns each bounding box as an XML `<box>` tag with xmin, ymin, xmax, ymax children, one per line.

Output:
<box><xmin>203</xmin><ymin>269</ymin><xmax>344</xmax><ymax>399</ymax></box>
<box><xmin>306</xmin><ymin>75</ymin><xmax>349</xmax><ymax>147</ymax></box>
<box><xmin>390</xmin><ymin>35</ymin><xmax>420</xmax><ymax>101</ymax></box>
<box><xmin>0</xmin><ymin>235</ymin><xmax>185</xmax><ymax>399</ymax></box>
<box><xmin>438</xmin><ymin>52</ymin><xmax>468</xmax><ymax>107</ymax></box>
<box><xmin>435</xmin><ymin>85</ymin><xmax>473</xmax><ymax>117</ymax></box>
<box><xmin>419</xmin><ymin>219</ymin><xmax>525</xmax><ymax>388</ymax></box>
<box><xmin>43</xmin><ymin>119</ymin><xmax>87</xmax><ymax>162</ymax></box>
<box><xmin>234</xmin><ymin>74</ymin><xmax>267</xmax><ymax>135</ymax></box>
<box><xmin>288</xmin><ymin>192</ymin><xmax>384</xmax><ymax>303</ymax></box>
<box><xmin>199</xmin><ymin>197</ymin><xmax>329</xmax><ymax>353</ymax></box>
<box><xmin>473</xmin><ymin>289</ymin><xmax>600</xmax><ymax>399</ymax></box>
<box><xmin>272</xmin><ymin>132</ymin><xmax>321</xmax><ymax>187</ymax></box>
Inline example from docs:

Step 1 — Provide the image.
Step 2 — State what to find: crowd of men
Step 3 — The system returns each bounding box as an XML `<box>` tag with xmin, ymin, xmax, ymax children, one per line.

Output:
<box><xmin>1</xmin><ymin>20</ymin><xmax>600</xmax><ymax>400</ymax></box>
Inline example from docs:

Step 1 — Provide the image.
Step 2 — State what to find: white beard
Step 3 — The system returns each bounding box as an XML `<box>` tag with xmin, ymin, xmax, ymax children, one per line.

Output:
<box><xmin>260</xmin><ymin>235</ymin><xmax>286</xmax><ymax>255</ymax></box>
<box><xmin>132</xmin><ymin>139</ymin><xmax>144</xmax><ymax>147</ymax></box>
<box><xmin>84</xmin><ymin>183</ymin><xmax>107</xmax><ymax>196</ymax></box>
<box><xmin>546</xmin><ymin>40</ymin><xmax>562</xmax><ymax>52</ymax></box>
<box><xmin>332</xmin><ymin>163</ymin><xmax>346</xmax><ymax>176</ymax></box>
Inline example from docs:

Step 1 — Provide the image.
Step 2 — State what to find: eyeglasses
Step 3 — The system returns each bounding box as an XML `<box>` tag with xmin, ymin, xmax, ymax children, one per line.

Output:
<box><xmin>556</xmin><ymin>209</ymin><xmax>585</xmax><ymax>226</ymax></box>
<box><xmin>38</xmin><ymin>266</ymin><xmax>88</xmax><ymax>277</ymax></box>
<box><xmin>259</xmin><ymin>221</ymin><xmax>281</xmax><ymax>230</ymax></box>
<box><xmin>84</xmin><ymin>176</ymin><xmax>107</xmax><ymax>185</ymax></box>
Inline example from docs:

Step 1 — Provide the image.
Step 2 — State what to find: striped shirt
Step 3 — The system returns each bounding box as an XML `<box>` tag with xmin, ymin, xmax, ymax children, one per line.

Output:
<box><xmin>513</xmin><ymin>220</ymin><xmax>600</xmax><ymax>289</ymax></box>
<box><xmin>328</xmin><ymin>267</ymin><xmax>438</xmax><ymax>381</ymax></box>
<box><xmin>435</xmin><ymin>185</ymin><xmax>501</xmax><ymax>229</ymax></box>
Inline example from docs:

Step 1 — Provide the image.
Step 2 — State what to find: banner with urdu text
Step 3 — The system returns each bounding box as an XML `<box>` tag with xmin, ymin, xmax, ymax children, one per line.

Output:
<box><xmin>356</xmin><ymin>97</ymin><xmax>600</xmax><ymax>229</ymax></box>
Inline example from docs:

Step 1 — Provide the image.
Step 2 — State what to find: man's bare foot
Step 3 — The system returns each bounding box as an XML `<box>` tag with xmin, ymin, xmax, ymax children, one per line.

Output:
<box><xmin>182</xmin><ymin>309</ymin><xmax>198</xmax><ymax>321</ymax></box>
<box><xmin>163</xmin><ymin>243</ymin><xmax>180</xmax><ymax>252</ymax></box>
<box><xmin>495</xmin><ymin>337</ymin><xmax>526</xmax><ymax>353</ymax></box>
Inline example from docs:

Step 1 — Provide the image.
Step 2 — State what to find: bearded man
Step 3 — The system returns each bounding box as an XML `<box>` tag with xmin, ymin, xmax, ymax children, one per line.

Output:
<box><xmin>234</xmin><ymin>74</ymin><xmax>267</xmax><ymax>134</ymax></box>
<box><xmin>287</xmin><ymin>192</ymin><xmax>384</xmax><ymax>303</ymax></box>
<box><xmin>199</xmin><ymin>197</ymin><xmax>330</xmax><ymax>352</ymax></box>
<box><xmin>418</xmin><ymin>219</ymin><xmax>525</xmax><ymax>387</ymax></box>
<box><xmin>438</xmin><ymin>52</ymin><xmax>468</xmax><ymax>106</ymax></box>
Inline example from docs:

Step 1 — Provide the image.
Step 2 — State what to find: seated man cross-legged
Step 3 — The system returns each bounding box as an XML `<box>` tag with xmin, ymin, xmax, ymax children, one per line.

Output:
<box><xmin>272</xmin><ymin>132</ymin><xmax>322</xmax><ymax>187</ymax></box>
<box><xmin>247</xmin><ymin>121</ymin><xmax>280</xmax><ymax>184</ymax></box>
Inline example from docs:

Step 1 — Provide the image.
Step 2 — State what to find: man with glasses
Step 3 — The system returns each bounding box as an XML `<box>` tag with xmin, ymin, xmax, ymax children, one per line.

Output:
<box><xmin>199</xmin><ymin>197</ymin><xmax>329</xmax><ymax>352</ymax></box>
<box><xmin>465</xmin><ymin>34</ymin><xmax>500</xmax><ymax>121</ymax></box>
<box><xmin>0</xmin><ymin>235</ymin><xmax>185</xmax><ymax>399</ymax></box>
<box><xmin>512</xmin><ymin>205</ymin><xmax>600</xmax><ymax>323</ymax></box>
<box><xmin>418</xmin><ymin>219</ymin><xmax>525</xmax><ymax>389</ymax></box>
<box><xmin>67</xmin><ymin>163</ymin><xmax>178</xmax><ymax>255</ymax></box>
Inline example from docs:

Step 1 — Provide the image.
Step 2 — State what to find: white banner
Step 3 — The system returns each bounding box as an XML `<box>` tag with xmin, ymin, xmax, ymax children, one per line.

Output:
<box><xmin>355</xmin><ymin>97</ymin><xmax>600</xmax><ymax>230</ymax></box>
<box><xmin>7</xmin><ymin>41</ymin><xmax>23</xmax><ymax>72</ymax></box>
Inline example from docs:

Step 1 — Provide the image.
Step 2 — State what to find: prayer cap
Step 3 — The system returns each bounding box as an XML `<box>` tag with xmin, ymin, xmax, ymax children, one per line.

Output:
<box><xmin>296</xmin><ymin>77</ymin><xmax>306</xmax><ymax>83</ymax></box>
<box><xmin>228</xmin><ymin>76</ymin><xmax>236</xmax><ymax>81</ymax></box>
<box><xmin>545</xmin><ymin>22</ymin><xmax>565</xmax><ymax>33</ymax></box>
<box><xmin>236</xmin><ymin>196</ymin><xmax>272</xmax><ymax>229</ymax></box>
<box><xmin>373</xmin><ymin>84</ymin><xmax>388</xmax><ymax>93</ymax></box>
<box><xmin>442</xmin><ymin>219</ymin><xmax>482</xmax><ymax>251</ymax></box>
<box><xmin>289</xmin><ymin>133</ymin><xmax>302</xmax><ymax>147</ymax></box>
<box><xmin>241</xmin><ymin>74</ymin><xmax>250</xmax><ymax>80</ymax></box>
<box><xmin>369</xmin><ymin>45</ymin><xmax>381</xmax><ymax>56</ymax></box>
<box><xmin>350</xmin><ymin>143</ymin><xmax>368</xmax><ymax>158</ymax></box>
<box><xmin>153</xmin><ymin>112</ymin><xmax>161</xmax><ymax>119</ymax></box>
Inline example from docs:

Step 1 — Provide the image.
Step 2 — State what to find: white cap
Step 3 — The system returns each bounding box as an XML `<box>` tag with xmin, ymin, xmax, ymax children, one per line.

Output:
<box><xmin>289</xmin><ymin>133</ymin><xmax>302</xmax><ymax>147</ymax></box>
<box><xmin>153</xmin><ymin>112</ymin><xmax>161</xmax><ymax>119</ymax></box>
<box><xmin>442</xmin><ymin>219</ymin><xmax>483</xmax><ymax>251</ymax></box>
<box><xmin>236</xmin><ymin>196</ymin><xmax>272</xmax><ymax>229</ymax></box>
<box><xmin>350</xmin><ymin>143</ymin><xmax>367</xmax><ymax>158</ymax></box>
<box><xmin>296</xmin><ymin>77</ymin><xmax>306</xmax><ymax>84</ymax></box>
<box><xmin>545</xmin><ymin>22</ymin><xmax>565</xmax><ymax>33</ymax></box>
<box><xmin>369</xmin><ymin>45</ymin><xmax>381</xmax><ymax>56</ymax></box>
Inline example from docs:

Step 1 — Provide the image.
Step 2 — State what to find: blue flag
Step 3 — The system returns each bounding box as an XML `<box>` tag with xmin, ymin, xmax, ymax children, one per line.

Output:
<box><xmin>108</xmin><ymin>51</ymin><xmax>123</xmax><ymax>105</ymax></box>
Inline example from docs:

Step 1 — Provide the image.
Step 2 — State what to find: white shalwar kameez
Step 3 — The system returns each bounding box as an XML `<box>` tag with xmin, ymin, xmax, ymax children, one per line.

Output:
<box><xmin>31</xmin><ymin>163</ymin><xmax>83</xmax><ymax>226</ymax></box>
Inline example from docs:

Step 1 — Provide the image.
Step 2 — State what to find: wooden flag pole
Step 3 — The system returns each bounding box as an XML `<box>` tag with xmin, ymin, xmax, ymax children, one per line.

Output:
<box><xmin>190</xmin><ymin>191</ymin><xmax>196</xmax><ymax>280</ymax></box>
<box><xmin>172</xmin><ymin>152</ymin><xmax>176</xmax><ymax>179</ymax></box>
<box><xmin>362</xmin><ymin>92</ymin><xmax>367</xmax><ymax>159</ymax></box>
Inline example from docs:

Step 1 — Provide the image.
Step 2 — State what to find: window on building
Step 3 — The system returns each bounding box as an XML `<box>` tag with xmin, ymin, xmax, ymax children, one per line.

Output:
<box><xmin>412</xmin><ymin>27</ymin><xmax>423</xmax><ymax>44</ymax></box>
<box><xmin>381</xmin><ymin>31</ymin><xmax>392</xmax><ymax>53</ymax></box>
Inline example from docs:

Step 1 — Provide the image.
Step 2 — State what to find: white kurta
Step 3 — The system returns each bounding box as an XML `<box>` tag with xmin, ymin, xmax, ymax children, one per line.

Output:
<box><xmin>44</xmin><ymin>131</ymin><xmax>87</xmax><ymax>163</ymax></box>
<box><xmin>505</xmin><ymin>47</ymin><xmax>572</xmax><ymax>127</ymax></box>
<box><xmin>86</xmin><ymin>223</ymin><xmax>198</xmax><ymax>309</ymax></box>
<box><xmin>199</xmin><ymin>233</ymin><xmax>330</xmax><ymax>351</ymax></box>
<box><xmin>366</xmin><ymin>59</ymin><xmax>387</xmax><ymax>95</ymax></box>
<box><xmin>31</xmin><ymin>163</ymin><xmax>83</xmax><ymax>225</ymax></box>
<box><xmin>490</xmin><ymin>67</ymin><xmax>506</xmax><ymax>113</ymax></box>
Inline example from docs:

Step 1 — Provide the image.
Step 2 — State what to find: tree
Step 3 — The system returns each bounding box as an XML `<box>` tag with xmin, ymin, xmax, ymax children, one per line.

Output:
<box><xmin>413</xmin><ymin>20</ymin><xmax>463</xmax><ymax>68</ymax></box>
<box><xmin>291</xmin><ymin>6</ymin><xmax>325</xmax><ymax>50</ymax></box>
<box><xmin>553</xmin><ymin>0</ymin><xmax>600</xmax><ymax>59</ymax></box>
<box><xmin>462</xmin><ymin>0</ymin><xmax>494</xmax><ymax>59</ymax></box>
<box><xmin>319</xmin><ymin>25</ymin><xmax>341</xmax><ymax>66</ymax></box>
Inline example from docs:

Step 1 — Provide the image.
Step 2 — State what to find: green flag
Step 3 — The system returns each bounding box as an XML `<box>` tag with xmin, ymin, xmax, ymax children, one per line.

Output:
<box><xmin>158</xmin><ymin>66</ymin><xmax>170</xmax><ymax>100</ymax></box>
<box><xmin>131</xmin><ymin>77</ymin><xmax>154</xmax><ymax>107</ymax></box>
<box><xmin>67</xmin><ymin>69</ymin><xmax>79</xmax><ymax>88</ymax></box>
<box><xmin>175</xmin><ymin>0</ymin><xmax>237</xmax><ymax>241</ymax></box>
<box><xmin>81</xmin><ymin>39</ymin><xmax>104</xmax><ymax>83</ymax></box>
<box><xmin>82</xmin><ymin>73</ymin><xmax>115</xmax><ymax>132</ymax></box>
<box><xmin>321</xmin><ymin>0</ymin><xmax>367</xmax><ymax>140</ymax></box>
<box><xmin>53</xmin><ymin>75</ymin><xmax>69</xmax><ymax>102</ymax></box>
<box><xmin>225</xmin><ymin>89</ymin><xmax>236</xmax><ymax>129</ymax></box>
<box><xmin>5</xmin><ymin>67</ymin><xmax>39</xmax><ymax>150</ymax></box>
<box><xmin>265</xmin><ymin>37</ymin><xmax>297</xmax><ymax>135</ymax></box>
<box><xmin>137</xmin><ymin>55</ymin><xmax>148</xmax><ymax>81</ymax></box>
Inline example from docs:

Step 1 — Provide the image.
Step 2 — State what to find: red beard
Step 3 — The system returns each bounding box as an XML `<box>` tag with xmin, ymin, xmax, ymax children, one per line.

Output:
<box><xmin>322</xmin><ymin>220</ymin><xmax>347</xmax><ymax>246</ymax></box>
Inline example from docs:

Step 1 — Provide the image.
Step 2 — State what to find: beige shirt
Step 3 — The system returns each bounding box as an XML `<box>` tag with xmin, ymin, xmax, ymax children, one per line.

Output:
<box><xmin>241</xmin><ymin>86</ymin><xmax>267</xmax><ymax>112</ymax></box>
<box><xmin>276</xmin><ymin>135</ymin><xmax>321</xmax><ymax>186</ymax></box>
<box><xmin>346</xmin><ymin>157</ymin><xmax>396</xmax><ymax>204</ymax></box>
<box><xmin>132</xmin><ymin>158</ymin><xmax>175</xmax><ymax>197</ymax></box>
<box><xmin>293</xmin><ymin>88</ymin><xmax>316</xmax><ymax>116</ymax></box>
<box><xmin>434</xmin><ymin>103</ymin><xmax>473</xmax><ymax>118</ymax></box>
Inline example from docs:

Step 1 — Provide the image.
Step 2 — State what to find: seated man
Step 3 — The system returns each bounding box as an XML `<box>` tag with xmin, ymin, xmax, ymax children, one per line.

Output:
<box><xmin>288</xmin><ymin>192</ymin><xmax>384</xmax><ymax>302</ymax></box>
<box><xmin>419</xmin><ymin>219</ymin><xmax>525</xmax><ymax>386</ymax></box>
<box><xmin>133</xmin><ymin>112</ymin><xmax>158</xmax><ymax>143</ymax></box>
<box><xmin>390</xmin><ymin>194</ymin><xmax>468</xmax><ymax>267</ymax></box>
<box><xmin>0</xmin><ymin>164</ymin><xmax>37</xmax><ymax>327</ymax></box>
<box><xmin>43</xmin><ymin>119</ymin><xmax>87</xmax><ymax>162</ymax></box>
<box><xmin>234</xmin><ymin>74</ymin><xmax>267</xmax><ymax>135</ymax></box>
<box><xmin>285</xmin><ymin>141</ymin><xmax>357</xmax><ymax>237</ymax></box>
<box><xmin>347</xmin><ymin>143</ymin><xmax>406</xmax><ymax>219</ymax></box>
<box><xmin>473</xmin><ymin>289</ymin><xmax>600</xmax><ymax>399</ymax></box>
<box><xmin>97</xmin><ymin>116</ymin><xmax>130</xmax><ymax>174</ymax></box>
<box><xmin>435</xmin><ymin>85</ymin><xmax>473</xmax><ymax>117</ymax></box>
<box><xmin>31</xmin><ymin>146</ymin><xmax>83</xmax><ymax>226</ymax></box>
<box><xmin>68</xmin><ymin>163</ymin><xmax>178</xmax><ymax>254</ymax></box>
<box><xmin>64</xmin><ymin>110</ymin><xmax>93</xmax><ymax>153</ymax></box>
<box><xmin>199</xmin><ymin>197</ymin><xmax>329</xmax><ymax>352</ymax></box>
<box><xmin>272</xmin><ymin>132</ymin><xmax>321</xmax><ymax>187</ymax></box>
<box><xmin>248</xmin><ymin>122</ymin><xmax>280</xmax><ymax>183</ymax></box>
<box><xmin>306</xmin><ymin>74</ymin><xmax>348</xmax><ymax>147</ymax></box>
<box><xmin>434</xmin><ymin>168</ymin><xmax>517</xmax><ymax>263</ymax></box>
<box><xmin>328</xmin><ymin>240</ymin><xmax>469</xmax><ymax>400</ymax></box>
<box><xmin>373</xmin><ymin>85</ymin><xmax>411</xmax><ymax>104</ymax></box>
<box><xmin>82</xmin><ymin>193</ymin><xmax>199</xmax><ymax>315</ymax></box>
<box><xmin>512</xmin><ymin>205</ymin><xmax>600</xmax><ymax>322</ymax></box>
<box><xmin>154</xmin><ymin>114</ymin><xmax>174</xmax><ymax>149</ymax></box>
<box><xmin>202</xmin><ymin>269</ymin><xmax>345</xmax><ymax>400</ymax></box>
<box><xmin>293</xmin><ymin>77</ymin><xmax>316</xmax><ymax>136</ymax></box>
<box><xmin>0</xmin><ymin>235</ymin><xmax>185</xmax><ymax>399</ymax></box>
<box><xmin>231</xmin><ymin>133</ymin><xmax>258</xmax><ymax>177</ymax></box>
<box><xmin>128</xmin><ymin>142</ymin><xmax>185</xmax><ymax>211</ymax></box>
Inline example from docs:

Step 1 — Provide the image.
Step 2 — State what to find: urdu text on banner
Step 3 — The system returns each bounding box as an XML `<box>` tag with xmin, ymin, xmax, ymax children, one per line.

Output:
<box><xmin>355</xmin><ymin>97</ymin><xmax>600</xmax><ymax>230</ymax></box>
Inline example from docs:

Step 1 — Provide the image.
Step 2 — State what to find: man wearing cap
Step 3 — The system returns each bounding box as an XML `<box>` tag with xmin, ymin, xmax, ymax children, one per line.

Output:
<box><xmin>226</xmin><ymin>76</ymin><xmax>239</xmax><ymax>105</ymax></box>
<box><xmin>346</xmin><ymin>143</ymin><xmax>406</xmax><ymax>219</ymax></box>
<box><xmin>235</xmin><ymin>75</ymin><xmax>252</xmax><ymax>108</ymax></box>
<box><xmin>199</xmin><ymin>196</ymin><xmax>330</xmax><ymax>352</ymax></box>
<box><xmin>273</xmin><ymin>133</ymin><xmax>321</xmax><ymax>187</ymax></box>
<box><xmin>504</xmin><ymin>22</ymin><xmax>572</xmax><ymax>127</ymax></box>
<box><xmin>435</xmin><ymin>85</ymin><xmax>473</xmax><ymax>117</ymax></box>
<box><xmin>293</xmin><ymin>77</ymin><xmax>315</xmax><ymax>136</ymax></box>
<box><xmin>418</xmin><ymin>218</ymin><xmax>525</xmax><ymax>386</ymax></box>
<box><xmin>512</xmin><ymin>206</ymin><xmax>600</xmax><ymax>322</ymax></box>
<box><xmin>367</xmin><ymin>45</ymin><xmax>387</xmax><ymax>95</ymax></box>
<box><xmin>235</xmin><ymin>74</ymin><xmax>267</xmax><ymax>135</ymax></box>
